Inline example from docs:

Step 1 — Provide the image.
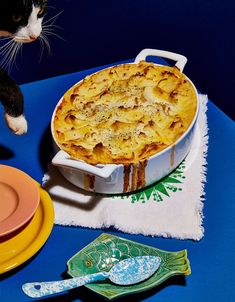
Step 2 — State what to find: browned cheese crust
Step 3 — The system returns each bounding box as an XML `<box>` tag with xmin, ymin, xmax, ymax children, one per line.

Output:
<box><xmin>53</xmin><ymin>61</ymin><xmax>197</xmax><ymax>164</ymax></box>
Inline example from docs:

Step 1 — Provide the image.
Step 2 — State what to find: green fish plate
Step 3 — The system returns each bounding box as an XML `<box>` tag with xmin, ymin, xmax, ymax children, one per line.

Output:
<box><xmin>67</xmin><ymin>233</ymin><xmax>191</xmax><ymax>300</ymax></box>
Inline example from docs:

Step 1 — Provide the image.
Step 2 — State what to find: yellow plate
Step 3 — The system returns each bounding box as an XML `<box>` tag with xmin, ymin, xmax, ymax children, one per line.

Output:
<box><xmin>0</xmin><ymin>183</ymin><xmax>54</xmax><ymax>274</ymax></box>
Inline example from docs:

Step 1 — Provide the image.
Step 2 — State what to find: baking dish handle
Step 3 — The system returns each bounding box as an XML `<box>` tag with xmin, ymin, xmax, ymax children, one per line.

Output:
<box><xmin>52</xmin><ymin>150</ymin><xmax>119</xmax><ymax>179</ymax></box>
<box><xmin>134</xmin><ymin>48</ymin><xmax>187</xmax><ymax>72</ymax></box>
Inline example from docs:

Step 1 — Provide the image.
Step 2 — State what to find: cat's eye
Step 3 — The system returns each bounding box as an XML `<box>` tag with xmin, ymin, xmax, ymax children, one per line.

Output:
<box><xmin>12</xmin><ymin>14</ymin><xmax>22</xmax><ymax>22</ymax></box>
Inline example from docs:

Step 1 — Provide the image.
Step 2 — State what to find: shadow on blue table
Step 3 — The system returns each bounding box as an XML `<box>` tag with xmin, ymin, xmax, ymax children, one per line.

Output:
<box><xmin>39</xmin><ymin>124</ymin><xmax>55</xmax><ymax>173</ymax></box>
<box><xmin>0</xmin><ymin>145</ymin><xmax>14</xmax><ymax>160</ymax></box>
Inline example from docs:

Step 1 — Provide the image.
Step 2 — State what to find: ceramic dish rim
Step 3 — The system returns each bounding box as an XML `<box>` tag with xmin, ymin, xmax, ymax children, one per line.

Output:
<box><xmin>0</xmin><ymin>183</ymin><xmax>54</xmax><ymax>274</ymax></box>
<box><xmin>51</xmin><ymin>61</ymin><xmax>199</xmax><ymax>167</ymax></box>
<box><xmin>0</xmin><ymin>165</ymin><xmax>40</xmax><ymax>237</ymax></box>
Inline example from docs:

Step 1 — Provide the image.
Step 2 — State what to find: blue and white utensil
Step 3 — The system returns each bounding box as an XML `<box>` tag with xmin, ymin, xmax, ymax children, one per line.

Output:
<box><xmin>22</xmin><ymin>256</ymin><xmax>161</xmax><ymax>298</ymax></box>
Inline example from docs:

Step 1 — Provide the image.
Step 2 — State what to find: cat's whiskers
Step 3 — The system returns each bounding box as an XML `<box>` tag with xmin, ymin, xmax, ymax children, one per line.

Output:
<box><xmin>8</xmin><ymin>42</ymin><xmax>21</xmax><ymax>72</ymax></box>
<box><xmin>0</xmin><ymin>42</ymin><xmax>15</xmax><ymax>70</ymax></box>
<box><xmin>0</xmin><ymin>40</ymin><xmax>15</xmax><ymax>63</ymax></box>
<box><xmin>0</xmin><ymin>43</ymin><xmax>14</xmax><ymax>70</ymax></box>
<box><xmin>43</xmin><ymin>10</ymin><xmax>64</xmax><ymax>26</ymax></box>
<box><xmin>0</xmin><ymin>39</ymin><xmax>15</xmax><ymax>54</ymax></box>
<box><xmin>0</xmin><ymin>36</ymin><xmax>12</xmax><ymax>41</ymax></box>
<box><xmin>42</xmin><ymin>27</ymin><xmax>65</xmax><ymax>41</ymax></box>
<box><xmin>38</xmin><ymin>12</ymin><xmax>64</xmax><ymax>60</ymax></box>
<box><xmin>38</xmin><ymin>36</ymin><xmax>45</xmax><ymax>62</ymax></box>
<box><xmin>43</xmin><ymin>23</ymin><xmax>63</xmax><ymax>30</ymax></box>
<box><xmin>39</xmin><ymin>33</ymin><xmax>52</xmax><ymax>57</ymax></box>
<box><xmin>0</xmin><ymin>39</ymin><xmax>22</xmax><ymax>72</ymax></box>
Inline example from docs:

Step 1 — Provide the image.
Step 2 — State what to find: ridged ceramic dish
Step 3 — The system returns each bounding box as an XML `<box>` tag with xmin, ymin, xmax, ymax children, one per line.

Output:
<box><xmin>67</xmin><ymin>233</ymin><xmax>191</xmax><ymax>300</ymax></box>
<box><xmin>0</xmin><ymin>165</ymin><xmax>40</xmax><ymax>237</ymax></box>
<box><xmin>0</xmin><ymin>184</ymin><xmax>54</xmax><ymax>274</ymax></box>
<box><xmin>51</xmin><ymin>49</ymin><xmax>199</xmax><ymax>194</ymax></box>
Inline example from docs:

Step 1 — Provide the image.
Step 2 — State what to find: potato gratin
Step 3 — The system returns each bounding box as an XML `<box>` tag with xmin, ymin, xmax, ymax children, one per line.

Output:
<box><xmin>53</xmin><ymin>61</ymin><xmax>197</xmax><ymax>164</ymax></box>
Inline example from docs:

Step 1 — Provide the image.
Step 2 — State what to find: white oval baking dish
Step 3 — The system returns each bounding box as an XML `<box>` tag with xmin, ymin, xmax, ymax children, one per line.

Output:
<box><xmin>51</xmin><ymin>49</ymin><xmax>199</xmax><ymax>194</ymax></box>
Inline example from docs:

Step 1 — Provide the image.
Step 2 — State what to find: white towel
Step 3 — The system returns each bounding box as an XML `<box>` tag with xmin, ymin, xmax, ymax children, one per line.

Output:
<box><xmin>43</xmin><ymin>94</ymin><xmax>208</xmax><ymax>241</ymax></box>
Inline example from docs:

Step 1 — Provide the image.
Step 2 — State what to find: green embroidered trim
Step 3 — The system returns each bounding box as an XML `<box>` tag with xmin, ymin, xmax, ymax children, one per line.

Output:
<box><xmin>112</xmin><ymin>161</ymin><xmax>186</xmax><ymax>203</ymax></box>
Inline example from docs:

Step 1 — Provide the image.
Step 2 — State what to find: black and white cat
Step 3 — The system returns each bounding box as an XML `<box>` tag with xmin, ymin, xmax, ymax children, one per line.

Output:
<box><xmin>0</xmin><ymin>0</ymin><xmax>48</xmax><ymax>135</ymax></box>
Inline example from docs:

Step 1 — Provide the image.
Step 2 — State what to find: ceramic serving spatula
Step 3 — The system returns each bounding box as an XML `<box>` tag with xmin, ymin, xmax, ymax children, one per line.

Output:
<box><xmin>22</xmin><ymin>256</ymin><xmax>161</xmax><ymax>298</ymax></box>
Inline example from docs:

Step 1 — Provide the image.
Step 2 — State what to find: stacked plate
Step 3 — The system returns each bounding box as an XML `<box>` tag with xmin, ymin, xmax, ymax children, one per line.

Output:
<box><xmin>0</xmin><ymin>165</ymin><xmax>54</xmax><ymax>274</ymax></box>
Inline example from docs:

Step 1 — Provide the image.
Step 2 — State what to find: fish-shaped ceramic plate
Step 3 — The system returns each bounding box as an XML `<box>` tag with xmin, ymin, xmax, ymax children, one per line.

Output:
<box><xmin>67</xmin><ymin>233</ymin><xmax>191</xmax><ymax>300</ymax></box>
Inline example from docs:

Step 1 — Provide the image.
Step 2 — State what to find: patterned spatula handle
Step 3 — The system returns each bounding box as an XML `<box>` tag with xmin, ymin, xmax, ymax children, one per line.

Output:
<box><xmin>22</xmin><ymin>271</ymin><xmax>109</xmax><ymax>298</ymax></box>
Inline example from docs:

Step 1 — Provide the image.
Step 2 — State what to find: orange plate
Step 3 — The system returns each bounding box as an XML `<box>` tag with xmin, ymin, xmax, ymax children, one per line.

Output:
<box><xmin>0</xmin><ymin>165</ymin><xmax>40</xmax><ymax>237</ymax></box>
<box><xmin>0</xmin><ymin>183</ymin><xmax>54</xmax><ymax>274</ymax></box>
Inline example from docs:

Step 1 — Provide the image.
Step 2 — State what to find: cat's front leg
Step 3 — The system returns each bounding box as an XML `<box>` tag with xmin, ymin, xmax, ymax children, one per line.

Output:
<box><xmin>0</xmin><ymin>70</ymin><xmax>28</xmax><ymax>135</ymax></box>
<box><xmin>4</xmin><ymin>113</ymin><xmax>28</xmax><ymax>135</ymax></box>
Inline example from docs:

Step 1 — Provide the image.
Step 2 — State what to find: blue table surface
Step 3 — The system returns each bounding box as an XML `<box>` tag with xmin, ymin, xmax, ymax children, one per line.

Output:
<box><xmin>0</xmin><ymin>58</ymin><xmax>235</xmax><ymax>302</ymax></box>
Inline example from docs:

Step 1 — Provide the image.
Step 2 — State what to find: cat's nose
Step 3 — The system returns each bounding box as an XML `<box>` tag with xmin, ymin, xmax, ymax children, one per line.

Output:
<box><xmin>29</xmin><ymin>34</ymin><xmax>38</xmax><ymax>41</ymax></box>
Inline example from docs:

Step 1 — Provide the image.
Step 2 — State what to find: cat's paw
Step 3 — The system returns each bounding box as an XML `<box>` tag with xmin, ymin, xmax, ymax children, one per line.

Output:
<box><xmin>5</xmin><ymin>113</ymin><xmax>28</xmax><ymax>135</ymax></box>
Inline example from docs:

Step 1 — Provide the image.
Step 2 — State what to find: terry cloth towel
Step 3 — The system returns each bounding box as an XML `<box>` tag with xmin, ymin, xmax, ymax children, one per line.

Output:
<box><xmin>42</xmin><ymin>94</ymin><xmax>208</xmax><ymax>241</ymax></box>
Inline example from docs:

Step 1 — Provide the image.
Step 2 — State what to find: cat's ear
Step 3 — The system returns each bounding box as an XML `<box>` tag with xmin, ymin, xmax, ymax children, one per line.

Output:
<box><xmin>37</xmin><ymin>7</ymin><xmax>46</xmax><ymax>18</ymax></box>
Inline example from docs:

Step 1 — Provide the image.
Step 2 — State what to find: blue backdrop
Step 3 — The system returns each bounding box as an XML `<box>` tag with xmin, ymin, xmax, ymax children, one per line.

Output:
<box><xmin>4</xmin><ymin>0</ymin><xmax>235</xmax><ymax>120</ymax></box>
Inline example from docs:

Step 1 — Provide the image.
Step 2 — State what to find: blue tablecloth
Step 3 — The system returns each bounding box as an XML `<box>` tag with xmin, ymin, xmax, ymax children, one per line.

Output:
<box><xmin>0</xmin><ymin>58</ymin><xmax>235</xmax><ymax>302</ymax></box>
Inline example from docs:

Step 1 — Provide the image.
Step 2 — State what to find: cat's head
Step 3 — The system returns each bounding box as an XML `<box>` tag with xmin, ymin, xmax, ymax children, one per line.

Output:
<box><xmin>0</xmin><ymin>0</ymin><xmax>48</xmax><ymax>43</ymax></box>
